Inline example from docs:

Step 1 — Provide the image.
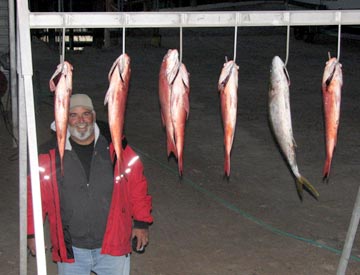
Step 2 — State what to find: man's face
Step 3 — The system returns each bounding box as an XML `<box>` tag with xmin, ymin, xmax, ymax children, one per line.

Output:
<box><xmin>68</xmin><ymin>106</ymin><xmax>95</xmax><ymax>144</ymax></box>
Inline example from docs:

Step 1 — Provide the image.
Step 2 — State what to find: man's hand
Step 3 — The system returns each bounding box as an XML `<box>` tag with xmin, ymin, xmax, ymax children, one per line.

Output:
<box><xmin>132</xmin><ymin>228</ymin><xmax>149</xmax><ymax>251</ymax></box>
<box><xmin>27</xmin><ymin>238</ymin><xmax>36</xmax><ymax>256</ymax></box>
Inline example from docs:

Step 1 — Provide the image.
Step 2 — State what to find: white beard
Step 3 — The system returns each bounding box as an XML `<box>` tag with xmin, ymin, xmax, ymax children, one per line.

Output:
<box><xmin>68</xmin><ymin>122</ymin><xmax>95</xmax><ymax>141</ymax></box>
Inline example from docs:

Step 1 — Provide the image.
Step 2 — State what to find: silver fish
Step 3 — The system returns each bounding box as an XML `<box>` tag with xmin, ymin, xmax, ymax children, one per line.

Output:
<box><xmin>268</xmin><ymin>56</ymin><xmax>319</xmax><ymax>200</ymax></box>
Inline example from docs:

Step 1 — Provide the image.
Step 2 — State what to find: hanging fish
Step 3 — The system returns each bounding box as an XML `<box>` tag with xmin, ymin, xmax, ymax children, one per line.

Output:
<box><xmin>268</xmin><ymin>56</ymin><xmax>319</xmax><ymax>200</ymax></box>
<box><xmin>322</xmin><ymin>55</ymin><xmax>343</xmax><ymax>181</ymax></box>
<box><xmin>218</xmin><ymin>59</ymin><xmax>238</xmax><ymax>177</ymax></box>
<box><xmin>159</xmin><ymin>49</ymin><xmax>180</xmax><ymax>159</ymax></box>
<box><xmin>159</xmin><ymin>49</ymin><xmax>190</xmax><ymax>176</ymax></box>
<box><xmin>171</xmin><ymin>62</ymin><xmax>190</xmax><ymax>176</ymax></box>
<box><xmin>49</xmin><ymin>61</ymin><xmax>73</xmax><ymax>175</ymax></box>
<box><xmin>104</xmin><ymin>53</ymin><xmax>131</xmax><ymax>175</ymax></box>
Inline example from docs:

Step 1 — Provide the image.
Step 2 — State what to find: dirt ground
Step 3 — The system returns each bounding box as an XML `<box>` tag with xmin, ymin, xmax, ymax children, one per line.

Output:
<box><xmin>1</xmin><ymin>2</ymin><xmax>360</xmax><ymax>275</ymax></box>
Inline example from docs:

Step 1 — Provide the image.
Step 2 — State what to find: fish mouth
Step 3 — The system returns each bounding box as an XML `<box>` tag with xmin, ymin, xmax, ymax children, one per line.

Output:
<box><xmin>119</xmin><ymin>54</ymin><xmax>130</xmax><ymax>82</ymax></box>
<box><xmin>166</xmin><ymin>50</ymin><xmax>180</xmax><ymax>84</ymax></box>
<box><xmin>325</xmin><ymin>61</ymin><xmax>338</xmax><ymax>86</ymax></box>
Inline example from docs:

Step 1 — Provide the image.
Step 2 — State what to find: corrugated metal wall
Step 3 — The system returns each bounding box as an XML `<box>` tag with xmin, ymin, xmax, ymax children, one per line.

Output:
<box><xmin>0</xmin><ymin>0</ymin><xmax>9</xmax><ymax>55</ymax></box>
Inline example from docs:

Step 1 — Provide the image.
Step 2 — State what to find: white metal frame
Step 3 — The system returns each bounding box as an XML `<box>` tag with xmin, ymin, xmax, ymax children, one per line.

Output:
<box><xmin>16</xmin><ymin>2</ymin><xmax>360</xmax><ymax>275</ymax></box>
<box><xmin>28</xmin><ymin>10</ymin><xmax>360</xmax><ymax>28</ymax></box>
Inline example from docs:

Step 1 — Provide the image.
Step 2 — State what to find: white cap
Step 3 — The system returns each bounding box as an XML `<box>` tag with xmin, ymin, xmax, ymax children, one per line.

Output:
<box><xmin>70</xmin><ymin>94</ymin><xmax>94</xmax><ymax>111</ymax></box>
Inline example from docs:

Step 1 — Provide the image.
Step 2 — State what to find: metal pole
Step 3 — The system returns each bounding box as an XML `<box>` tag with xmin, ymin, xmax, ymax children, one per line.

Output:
<box><xmin>336</xmin><ymin>185</ymin><xmax>360</xmax><ymax>275</ymax></box>
<box><xmin>8</xmin><ymin>0</ymin><xmax>18</xmax><ymax>148</ymax></box>
<box><xmin>17</xmin><ymin>0</ymin><xmax>47</xmax><ymax>274</ymax></box>
<box><xmin>18</xmin><ymin>57</ymin><xmax>27</xmax><ymax>275</ymax></box>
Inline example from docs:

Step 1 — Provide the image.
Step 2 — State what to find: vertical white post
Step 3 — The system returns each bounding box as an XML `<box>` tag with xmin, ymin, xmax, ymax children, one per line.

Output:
<box><xmin>336</xmin><ymin>185</ymin><xmax>360</xmax><ymax>275</ymax></box>
<box><xmin>17</xmin><ymin>0</ymin><xmax>47</xmax><ymax>274</ymax></box>
<box><xmin>18</xmin><ymin>63</ymin><xmax>27</xmax><ymax>275</ymax></box>
<box><xmin>8</xmin><ymin>0</ymin><xmax>18</xmax><ymax>147</ymax></box>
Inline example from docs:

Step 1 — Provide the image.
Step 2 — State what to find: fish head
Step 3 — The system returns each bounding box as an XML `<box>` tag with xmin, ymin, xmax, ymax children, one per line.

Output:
<box><xmin>322</xmin><ymin>57</ymin><xmax>343</xmax><ymax>87</ymax></box>
<box><xmin>63</xmin><ymin>61</ymin><xmax>73</xmax><ymax>94</ymax></box>
<box><xmin>218</xmin><ymin>60</ymin><xmax>237</xmax><ymax>91</ymax></box>
<box><xmin>49</xmin><ymin>61</ymin><xmax>73</xmax><ymax>92</ymax></box>
<box><xmin>270</xmin><ymin>56</ymin><xmax>290</xmax><ymax>87</ymax></box>
<box><xmin>118</xmin><ymin>53</ymin><xmax>131</xmax><ymax>82</ymax></box>
<box><xmin>164</xmin><ymin>49</ymin><xmax>180</xmax><ymax>84</ymax></box>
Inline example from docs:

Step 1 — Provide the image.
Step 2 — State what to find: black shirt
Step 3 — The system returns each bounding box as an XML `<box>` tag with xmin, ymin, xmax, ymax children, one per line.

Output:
<box><xmin>69</xmin><ymin>138</ymin><xmax>94</xmax><ymax>181</ymax></box>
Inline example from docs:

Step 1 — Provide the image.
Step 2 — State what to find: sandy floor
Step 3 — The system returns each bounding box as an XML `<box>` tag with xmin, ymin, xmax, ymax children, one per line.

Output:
<box><xmin>1</xmin><ymin>2</ymin><xmax>360</xmax><ymax>275</ymax></box>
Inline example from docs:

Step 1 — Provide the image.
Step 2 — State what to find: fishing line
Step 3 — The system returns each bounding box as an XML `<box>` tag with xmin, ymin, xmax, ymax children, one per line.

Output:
<box><xmin>337</xmin><ymin>23</ymin><xmax>342</xmax><ymax>61</ymax></box>
<box><xmin>284</xmin><ymin>13</ymin><xmax>290</xmax><ymax>67</ymax></box>
<box><xmin>179</xmin><ymin>13</ymin><xmax>185</xmax><ymax>64</ymax></box>
<box><xmin>132</xmin><ymin>145</ymin><xmax>360</xmax><ymax>263</ymax></box>
<box><xmin>122</xmin><ymin>26</ymin><xmax>126</xmax><ymax>55</ymax></box>
<box><xmin>61</xmin><ymin>27</ymin><xmax>65</xmax><ymax>64</ymax></box>
<box><xmin>179</xmin><ymin>26</ymin><xmax>183</xmax><ymax>64</ymax></box>
<box><xmin>233</xmin><ymin>13</ymin><xmax>238</xmax><ymax>62</ymax></box>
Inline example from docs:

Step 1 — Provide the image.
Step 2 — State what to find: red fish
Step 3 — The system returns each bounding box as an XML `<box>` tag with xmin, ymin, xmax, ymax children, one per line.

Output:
<box><xmin>171</xmin><ymin>62</ymin><xmax>190</xmax><ymax>176</ymax></box>
<box><xmin>159</xmin><ymin>49</ymin><xmax>179</xmax><ymax>159</ymax></box>
<box><xmin>218</xmin><ymin>60</ymin><xmax>238</xmax><ymax>177</ymax></box>
<box><xmin>49</xmin><ymin>61</ymin><xmax>73</xmax><ymax>175</ymax></box>
<box><xmin>104</xmin><ymin>53</ymin><xmax>131</xmax><ymax>174</ymax></box>
<box><xmin>159</xmin><ymin>49</ymin><xmax>190</xmax><ymax>176</ymax></box>
<box><xmin>322</xmin><ymin>56</ymin><xmax>343</xmax><ymax>181</ymax></box>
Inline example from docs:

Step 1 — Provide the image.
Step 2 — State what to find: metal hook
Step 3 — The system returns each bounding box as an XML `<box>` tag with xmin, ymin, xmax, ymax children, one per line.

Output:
<box><xmin>233</xmin><ymin>13</ymin><xmax>239</xmax><ymax>62</ymax></box>
<box><xmin>284</xmin><ymin>13</ymin><xmax>290</xmax><ymax>67</ymax></box>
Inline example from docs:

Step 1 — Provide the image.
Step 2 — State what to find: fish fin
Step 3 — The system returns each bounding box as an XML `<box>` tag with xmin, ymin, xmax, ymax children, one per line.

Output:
<box><xmin>160</xmin><ymin>112</ymin><xmax>166</xmax><ymax>127</ymax></box>
<box><xmin>118</xmin><ymin>58</ymin><xmax>125</xmax><ymax>82</ymax></box>
<box><xmin>64</xmin><ymin>63</ymin><xmax>73</xmax><ymax>93</ymax></box>
<box><xmin>322</xmin><ymin>158</ymin><xmax>331</xmax><ymax>182</ymax></box>
<box><xmin>183</xmin><ymin>91</ymin><xmax>190</xmax><ymax>120</ymax></box>
<box><xmin>179</xmin><ymin>64</ymin><xmax>190</xmax><ymax>89</ymax></box>
<box><xmin>49</xmin><ymin>64</ymin><xmax>63</xmax><ymax>92</ymax></box>
<box><xmin>177</xmin><ymin>154</ymin><xmax>183</xmax><ymax>177</ymax></box>
<box><xmin>104</xmin><ymin>85</ymin><xmax>114</xmax><ymax>105</ymax></box>
<box><xmin>224</xmin><ymin>154</ymin><xmax>230</xmax><ymax>178</ymax></box>
<box><xmin>218</xmin><ymin>61</ymin><xmax>234</xmax><ymax>92</ymax></box>
<box><xmin>167</xmin><ymin>60</ymin><xmax>180</xmax><ymax>85</ymax></box>
<box><xmin>296</xmin><ymin>176</ymin><xmax>319</xmax><ymax>200</ymax></box>
<box><xmin>108</xmin><ymin>56</ymin><xmax>121</xmax><ymax>82</ymax></box>
<box><xmin>166</xmin><ymin>135</ymin><xmax>177</xmax><ymax>158</ymax></box>
<box><xmin>283</xmin><ymin>66</ymin><xmax>290</xmax><ymax>86</ymax></box>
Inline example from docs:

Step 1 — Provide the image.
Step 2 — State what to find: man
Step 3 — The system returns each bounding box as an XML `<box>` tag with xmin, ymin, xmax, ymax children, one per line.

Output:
<box><xmin>27</xmin><ymin>94</ymin><xmax>153</xmax><ymax>275</ymax></box>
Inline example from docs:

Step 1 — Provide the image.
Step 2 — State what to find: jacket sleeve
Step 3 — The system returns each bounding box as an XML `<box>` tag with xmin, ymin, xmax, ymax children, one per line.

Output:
<box><xmin>126</xmin><ymin>147</ymin><xmax>153</xmax><ymax>225</ymax></box>
<box><xmin>27</xmin><ymin>154</ymin><xmax>50</xmax><ymax>236</ymax></box>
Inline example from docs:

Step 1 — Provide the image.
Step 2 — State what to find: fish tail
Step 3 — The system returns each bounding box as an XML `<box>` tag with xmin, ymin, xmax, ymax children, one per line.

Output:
<box><xmin>296</xmin><ymin>175</ymin><xmax>320</xmax><ymax>200</ymax></box>
<box><xmin>224</xmin><ymin>154</ymin><xmax>230</xmax><ymax>177</ymax></box>
<box><xmin>166</xmin><ymin>135</ymin><xmax>177</xmax><ymax>158</ymax></box>
<box><xmin>322</xmin><ymin>157</ymin><xmax>331</xmax><ymax>182</ymax></box>
<box><xmin>177</xmin><ymin>155</ymin><xmax>183</xmax><ymax>177</ymax></box>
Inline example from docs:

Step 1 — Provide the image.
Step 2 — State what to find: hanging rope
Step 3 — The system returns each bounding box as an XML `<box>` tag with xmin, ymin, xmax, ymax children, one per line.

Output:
<box><xmin>179</xmin><ymin>26</ymin><xmax>183</xmax><ymax>63</ymax></box>
<box><xmin>122</xmin><ymin>26</ymin><xmax>126</xmax><ymax>55</ymax></box>
<box><xmin>284</xmin><ymin>15</ymin><xmax>290</xmax><ymax>67</ymax></box>
<box><xmin>60</xmin><ymin>27</ymin><xmax>66</xmax><ymax>64</ymax></box>
<box><xmin>233</xmin><ymin>13</ymin><xmax>238</xmax><ymax>62</ymax></box>
<box><xmin>337</xmin><ymin>23</ymin><xmax>342</xmax><ymax>61</ymax></box>
<box><xmin>179</xmin><ymin>13</ymin><xmax>186</xmax><ymax>64</ymax></box>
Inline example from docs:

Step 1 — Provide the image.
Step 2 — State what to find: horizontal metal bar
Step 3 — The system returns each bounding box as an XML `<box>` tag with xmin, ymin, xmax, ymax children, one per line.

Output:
<box><xmin>29</xmin><ymin>10</ymin><xmax>360</xmax><ymax>29</ymax></box>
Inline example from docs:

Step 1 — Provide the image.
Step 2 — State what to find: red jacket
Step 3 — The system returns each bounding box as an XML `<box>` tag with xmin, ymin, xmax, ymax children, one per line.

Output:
<box><xmin>27</xmin><ymin>141</ymin><xmax>153</xmax><ymax>262</ymax></box>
